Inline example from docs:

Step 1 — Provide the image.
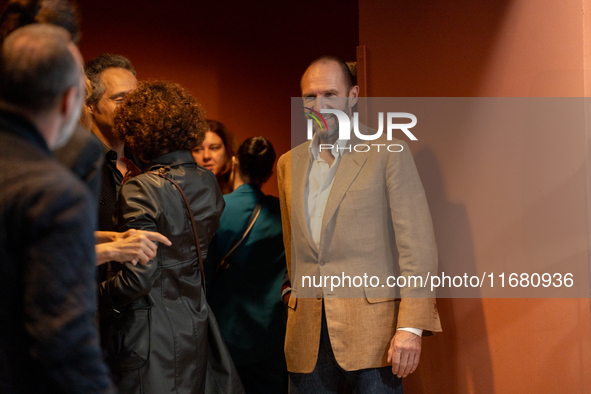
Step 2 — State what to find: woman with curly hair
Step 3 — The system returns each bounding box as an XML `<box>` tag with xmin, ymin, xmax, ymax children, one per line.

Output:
<box><xmin>192</xmin><ymin>120</ymin><xmax>236</xmax><ymax>194</ymax></box>
<box><xmin>98</xmin><ymin>80</ymin><xmax>241</xmax><ymax>394</ymax></box>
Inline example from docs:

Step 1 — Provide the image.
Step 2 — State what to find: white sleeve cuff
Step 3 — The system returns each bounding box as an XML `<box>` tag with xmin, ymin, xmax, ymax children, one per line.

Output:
<box><xmin>281</xmin><ymin>287</ymin><xmax>292</xmax><ymax>298</ymax></box>
<box><xmin>397</xmin><ymin>327</ymin><xmax>423</xmax><ymax>336</ymax></box>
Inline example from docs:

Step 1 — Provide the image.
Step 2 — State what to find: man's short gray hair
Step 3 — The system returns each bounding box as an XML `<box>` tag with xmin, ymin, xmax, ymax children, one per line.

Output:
<box><xmin>0</xmin><ymin>24</ymin><xmax>80</xmax><ymax>112</ymax></box>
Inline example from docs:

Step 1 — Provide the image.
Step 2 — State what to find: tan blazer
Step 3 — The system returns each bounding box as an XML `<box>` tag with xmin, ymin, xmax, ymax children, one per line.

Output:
<box><xmin>277</xmin><ymin>133</ymin><xmax>442</xmax><ymax>373</ymax></box>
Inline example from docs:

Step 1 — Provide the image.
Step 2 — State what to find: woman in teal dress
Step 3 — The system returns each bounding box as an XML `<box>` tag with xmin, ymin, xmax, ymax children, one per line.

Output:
<box><xmin>205</xmin><ymin>137</ymin><xmax>288</xmax><ymax>394</ymax></box>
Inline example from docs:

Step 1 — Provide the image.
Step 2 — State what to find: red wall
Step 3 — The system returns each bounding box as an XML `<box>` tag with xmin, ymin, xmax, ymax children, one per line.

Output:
<box><xmin>360</xmin><ymin>0</ymin><xmax>591</xmax><ymax>392</ymax></box>
<box><xmin>77</xmin><ymin>0</ymin><xmax>358</xmax><ymax>196</ymax></box>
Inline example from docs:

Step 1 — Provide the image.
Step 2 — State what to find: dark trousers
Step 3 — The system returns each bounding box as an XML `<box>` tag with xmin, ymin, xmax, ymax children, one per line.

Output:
<box><xmin>289</xmin><ymin>305</ymin><xmax>403</xmax><ymax>394</ymax></box>
<box><xmin>235</xmin><ymin>357</ymin><xmax>288</xmax><ymax>394</ymax></box>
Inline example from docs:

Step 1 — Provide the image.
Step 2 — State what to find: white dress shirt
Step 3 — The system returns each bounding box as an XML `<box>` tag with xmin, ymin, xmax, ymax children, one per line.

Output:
<box><xmin>305</xmin><ymin>135</ymin><xmax>348</xmax><ymax>246</ymax></box>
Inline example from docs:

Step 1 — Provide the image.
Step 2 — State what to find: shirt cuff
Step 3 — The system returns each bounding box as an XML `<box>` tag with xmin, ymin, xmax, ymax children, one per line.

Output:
<box><xmin>281</xmin><ymin>286</ymin><xmax>292</xmax><ymax>298</ymax></box>
<box><xmin>397</xmin><ymin>327</ymin><xmax>423</xmax><ymax>336</ymax></box>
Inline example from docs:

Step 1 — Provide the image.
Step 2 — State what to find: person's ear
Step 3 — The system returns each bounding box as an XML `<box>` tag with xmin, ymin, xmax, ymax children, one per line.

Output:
<box><xmin>60</xmin><ymin>85</ymin><xmax>78</xmax><ymax>119</ymax></box>
<box><xmin>348</xmin><ymin>85</ymin><xmax>359</xmax><ymax>108</ymax></box>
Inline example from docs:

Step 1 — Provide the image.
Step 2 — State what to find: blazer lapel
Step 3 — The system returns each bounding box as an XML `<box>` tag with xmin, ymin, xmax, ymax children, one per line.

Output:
<box><xmin>320</xmin><ymin>150</ymin><xmax>367</xmax><ymax>236</ymax></box>
<box><xmin>292</xmin><ymin>145</ymin><xmax>319</xmax><ymax>254</ymax></box>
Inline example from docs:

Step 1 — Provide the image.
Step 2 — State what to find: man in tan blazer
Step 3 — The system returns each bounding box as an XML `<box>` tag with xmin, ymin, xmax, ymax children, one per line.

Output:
<box><xmin>277</xmin><ymin>56</ymin><xmax>442</xmax><ymax>393</ymax></box>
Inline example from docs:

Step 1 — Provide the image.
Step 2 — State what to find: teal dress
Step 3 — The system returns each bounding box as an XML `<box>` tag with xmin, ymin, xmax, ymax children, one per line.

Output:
<box><xmin>205</xmin><ymin>183</ymin><xmax>288</xmax><ymax>393</ymax></box>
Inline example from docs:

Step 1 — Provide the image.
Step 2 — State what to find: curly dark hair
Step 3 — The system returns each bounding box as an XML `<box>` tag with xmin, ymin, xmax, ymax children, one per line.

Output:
<box><xmin>0</xmin><ymin>0</ymin><xmax>81</xmax><ymax>44</ymax></box>
<box><xmin>236</xmin><ymin>136</ymin><xmax>276</xmax><ymax>185</ymax></box>
<box><xmin>84</xmin><ymin>53</ymin><xmax>136</xmax><ymax>106</ymax></box>
<box><xmin>113</xmin><ymin>80</ymin><xmax>207</xmax><ymax>162</ymax></box>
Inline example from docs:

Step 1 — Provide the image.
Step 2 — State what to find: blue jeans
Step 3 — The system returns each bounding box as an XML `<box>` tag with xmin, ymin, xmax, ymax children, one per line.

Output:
<box><xmin>289</xmin><ymin>306</ymin><xmax>403</xmax><ymax>394</ymax></box>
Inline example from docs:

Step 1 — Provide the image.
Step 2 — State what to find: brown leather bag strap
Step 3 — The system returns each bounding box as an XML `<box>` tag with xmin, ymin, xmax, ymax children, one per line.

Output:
<box><xmin>147</xmin><ymin>166</ymin><xmax>206</xmax><ymax>293</ymax></box>
<box><xmin>211</xmin><ymin>202</ymin><xmax>261</xmax><ymax>283</ymax></box>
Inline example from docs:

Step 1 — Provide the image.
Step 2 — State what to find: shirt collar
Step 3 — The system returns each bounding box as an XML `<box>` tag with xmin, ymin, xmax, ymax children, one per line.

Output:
<box><xmin>308</xmin><ymin>132</ymin><xmax>349</xmax><ymax>161</ymax></box>
<box><xmin>94</xmin><ymin>135</ymin><xmax>119</xmax><ymax>163</ymax></box>
<box><xmin>94</xmin><ymin>135</ymin><xmax>144</xmax><ymax>169</ymax></box>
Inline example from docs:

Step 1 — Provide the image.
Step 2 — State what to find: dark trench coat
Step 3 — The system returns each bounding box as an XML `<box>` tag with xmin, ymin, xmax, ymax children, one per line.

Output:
<box><xmin>98</xmin><ymin>151</ymin><xmax>227</xmax><ymax>393</ymax></box>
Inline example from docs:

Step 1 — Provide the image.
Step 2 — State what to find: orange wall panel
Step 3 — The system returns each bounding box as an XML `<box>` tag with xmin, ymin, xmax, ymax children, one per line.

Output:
<box><xmin>360</xmin><ymin>0</ymin><xmax>591</xmax><ymax>392</ymax></box>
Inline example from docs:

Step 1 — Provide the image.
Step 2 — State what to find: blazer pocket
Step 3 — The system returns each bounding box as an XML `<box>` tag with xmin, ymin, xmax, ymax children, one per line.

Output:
<box><xmin>287</xmin><ymin>290</ymin><xmax>297</xmax><ymax>310</ymax></box>
<box><xmin>364</xmin><ymin>285</ymin><xmax>400</xmax><ymax>304</ymax></box>
<box><xmin>103</xmin><ymin>304</ymin><xmax>152</xmax><ymax>372</ymax></box>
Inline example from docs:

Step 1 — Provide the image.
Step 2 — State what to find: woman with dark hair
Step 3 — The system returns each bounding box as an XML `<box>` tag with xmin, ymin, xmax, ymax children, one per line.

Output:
<box><xmin>192</xmin><ymin>119</ymin><xmax>236</xmax><ymax>194</ymax></box>
<box><xmin>98</xmin><ymin>80</ymin><xmax>241</xmax><ymax>394</ymax></box>
<box><xmin>205</xmin><ymin>137</ymin><xmax>288</xmax><ymax>394</ymax></box>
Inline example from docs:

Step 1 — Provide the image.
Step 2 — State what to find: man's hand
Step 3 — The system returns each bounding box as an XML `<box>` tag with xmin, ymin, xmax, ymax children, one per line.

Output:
<box><xmin>387</xmin><ymin>329</ymin><xmax>422</xmax><ymax>378</ymax></box>
<box><xmin>95</xmin><ymin>229</ymin><xmax>171</xmax><ymax>265</ymax></box>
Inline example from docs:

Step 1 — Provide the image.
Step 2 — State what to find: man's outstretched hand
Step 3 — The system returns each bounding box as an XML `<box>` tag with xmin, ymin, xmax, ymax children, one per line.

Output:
<box><xmin>95</xmin><ymin>229</ymin><xmax>171</xmax><ymax>265</ymax></box>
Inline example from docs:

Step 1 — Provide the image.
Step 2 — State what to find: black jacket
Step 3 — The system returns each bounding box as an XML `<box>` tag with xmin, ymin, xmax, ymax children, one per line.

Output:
<box><xmin>95</xmin><ymin>140</ymin><xmax>143</xmax><ymax>231</ymax></box>
<box><xmin>99</xmin><ymin>151</ymin><xmax>225</xmax><ymax>393</ymax></box>
<box><xmin>0</xmin><ymin>110</ymin><xmax>114</xmax><ymax>393</ymax></box>
<box><xmin>53</xmin><ymin>124</ymin><xmax>103</xmax><ymax>208</ymax></box>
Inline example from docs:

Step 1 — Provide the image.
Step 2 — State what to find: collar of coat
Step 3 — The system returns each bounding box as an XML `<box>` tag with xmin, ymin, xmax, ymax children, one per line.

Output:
<box><xmin>146</xmin><ymin>150</ymin><xmax>195</xmax><ymax>170</ymax></box>
<box><xmin>0</xmin><ymin>108</ymin><xmax>50</xmax><ymax>153</ymax></box>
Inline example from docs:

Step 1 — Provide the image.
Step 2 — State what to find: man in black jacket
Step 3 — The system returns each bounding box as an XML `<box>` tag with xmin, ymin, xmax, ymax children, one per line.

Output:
<box><xmin>0</xmin><ymin>24</ymin><xmax>114</xmax><ymax>393</ymax></box>
<box><xmin>0</xmin><ymin>0</ymin><xmax>104</xmax><ymax>201</ymax></box>
<box><xmin>85</xmin><ymin>53</ymin><xmax>139</xmax><ymax>231</ymax></box>
<box><xmin>0</xmin><ymin>0</ymin><xmax>169</xmax><ymax>267</ymax></box>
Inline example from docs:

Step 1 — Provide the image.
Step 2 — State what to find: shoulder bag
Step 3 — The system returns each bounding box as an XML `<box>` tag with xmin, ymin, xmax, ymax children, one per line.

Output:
<box><xmin>148</xmin><ymin>166</ymin><xmax>244</xmax><ymax>394</ymax></box>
